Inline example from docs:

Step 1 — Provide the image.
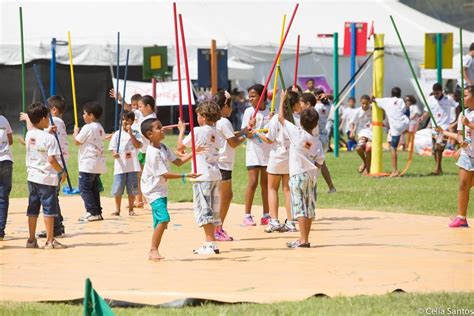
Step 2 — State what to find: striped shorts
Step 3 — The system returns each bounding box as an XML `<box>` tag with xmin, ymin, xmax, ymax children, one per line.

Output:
<box><xmin>193</xmin><ymin>181</ymin><xmax>222</xmax><ymax>227</ymax></box>
<box><xmin>289</xmin><ymin>172</ymin><xmax>318</xmax><ymax>219</ymax></box>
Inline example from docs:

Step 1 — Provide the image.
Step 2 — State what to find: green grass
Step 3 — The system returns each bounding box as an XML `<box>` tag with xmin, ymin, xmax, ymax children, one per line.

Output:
<box><xmin>11</xmin><ymin>134</ymin><xmax>459</xmax><ymax>217</ymax></box>
<box><xmin>1</xmin><ymin>292</ymin><xmax>473</xmax><ymax>315</ymax></box>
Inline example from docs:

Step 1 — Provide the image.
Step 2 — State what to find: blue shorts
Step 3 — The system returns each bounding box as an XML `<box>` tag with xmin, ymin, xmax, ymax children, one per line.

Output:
<box><xmin>390</xmin><ymin>135</ymin><xmax>401</xmax><ymax>149</ymax></box>
<box><xmin>456</xmin><ymin>153</ymin><xmax>474</xmax><ymax>172</ymax></box>
<box><xmin>111</xmin><ymin>172</ymin><xmax>139</xmax><ymax>196</ymax></box>
<box><xmin>27</xmin><ymin>182</ymin><xmax>59</xmax><ymax>217</ymax></box>
<box><xmin>151</xmin><ymin>197</ymin><xmax>170</xmax><ymax>228</ymax></box>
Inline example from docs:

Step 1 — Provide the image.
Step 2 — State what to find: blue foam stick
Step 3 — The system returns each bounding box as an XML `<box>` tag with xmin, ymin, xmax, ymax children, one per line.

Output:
<box><xmin>114</xmin><ymin>32</ymin><xmax>120</xmax><ymax>131</ymax></box>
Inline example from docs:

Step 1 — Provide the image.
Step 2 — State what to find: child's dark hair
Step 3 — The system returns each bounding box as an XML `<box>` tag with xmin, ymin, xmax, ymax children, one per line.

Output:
<box><xmin>140</xmin><ymin>95</ymin><xmax>156</xmax><ymax>111</ymax></box>
<box><xmin>27</xmin><ymin>102</ymin><xmax>49</xmax><ymax>124</ymax></box>
<box><xmin>196</xmin><ymin>101</ymin><xmax>221</xmax><ymax>123</ymax></box>
<box><xmin>469</xmin><ymin>43</ymin><xmax>474</xmax><ymax>51</ymax></box>
<box><xmin>348</xmin><ymin>97</ymin><xmax>356</xmax><ymax>102</ymax></box>
<box><xmin>432</xmin><ymin>83</ymin><xmax>443</xmax><ymax>92</ymax></box>
<box><xmin>248</xmin><ymin>84</ymin><xmax>267</xmax><ymax>101</ymax></box>
<box><xmin>286</xmin><ymin>85</ymin><xmax>302</xmax><ymax>94</ymax></box>
<box><xmin>282</xmin><ymin>91</ymin><xmax>299</xmax><ymax>123</ymax></box>
<box><xmin>314</xmin><ymin>88</ymin><xmax>325</xmax><ymax>96</ymax></box>
<box><xmin>140</xmin><ymin>118</ymin><xmax>161</xmax><ymax>140</ymax></box>
<box><xmin>300</xmin><ymin>108</ymin><xmax>319</xmax><ymax>132</ymax></box>
<box><xmin>404</xmin><ymin>95</ymin><xmax>417</xmax><ymax>104</ymax></box>
<box><xmin>301</xmin><ymin>92</ymin><xmax>316</xmax><ymax>107</ymax></box>
<box><xmin>360</xmin><ymin>95</ymin><xmax>371</xmax><ymax>102</ymax></box>
<box><xmin>47</xmin><ymin>95</ymin><xmax>66</xmax><ymax>114</ymax></box>
<box><xmin>83</xmin><ymin>101</ymin><xmax>103</xmax><ymax>119</ymax></box>
<box><xmin>213</xmin><ymin>91</ymin><xmax>231</xmax><ymax>109</ymax></box>
<box><xmin>123</xmin><ymin>110</ymin><xmax>135</xmax><ymax>122</ymax></box>
<box><xmin>131</xmin><ymin>94</ymin><xmax>142</xmax><ymax>102</ymax></box>
<box><xmin>391</xmin><ymin>87</ymin><xmax>402</xmax><ymax>98</ymax></box>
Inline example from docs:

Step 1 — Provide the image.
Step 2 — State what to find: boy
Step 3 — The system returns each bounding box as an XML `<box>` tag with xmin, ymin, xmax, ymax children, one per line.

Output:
<box><xmin>419</xmin><ymin>83</ymin><xmax>459</xmax><ymax>175</ymax></box>
<box><xmin>350</xmin><ymin>95</ymin><xmax>372</xmax><ymax>174</ymax></box>
<box><xmin>141</xmin><ymin>118</ymin><xmax>199</xmax><ymax>261</ymax></box>
<box><xmin>374</xmin><ymin>87</ymin><xmax>409</xmax><ymax>177</ymax></box>
<box><xmin>0</xmin><ymin>114</ymin><xmax>13</xmax><ymax>240</ymax></box>
<box><xmin>177</xmin><ymin>101</ymin><xmax>224</xmax><ymax>255</ymax></box>
<box><xmin>278</xmin><ymin>91</ymin><xmax>324</xmax><ymax>248</ymax></box>
<box><xmin>109</xmin><ymin>110</ymin><xmax>142</xmax><ymax>216</ymax></box>
<box><xmin>25</xmin><ymin>102</ymin><xmax>67</xmax><ymax>249</ymax></box>
<box><xmin>73</xmin><ymin>102</ymin><xmax>106</xmax><ymax>222</ymax></box>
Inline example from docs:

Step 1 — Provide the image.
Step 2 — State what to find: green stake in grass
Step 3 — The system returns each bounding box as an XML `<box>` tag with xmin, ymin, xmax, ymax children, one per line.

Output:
<box><xmin>459</xmin><ymin>27</ymin><xmax>465</xmax><ymax>139</ymax></box>
<box><xmin>19</xmin><ymin>7</ymin><xmax>26</xmax><ymax>136</ymax></box>
<box><xmin>390</xmin><ymin>15</ymin><xmax>438</xmax><ymax>128</ymax></box>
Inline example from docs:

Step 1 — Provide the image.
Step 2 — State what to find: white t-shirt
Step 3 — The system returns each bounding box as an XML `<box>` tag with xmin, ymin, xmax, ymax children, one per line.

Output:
<box><xmin>458</xmin><ymin>54</ymin><xmax>474</xmax><ymax>86</ymax></box>
<box><xmin>426</xmin><ymin>95</ymin><xmax>459</xmax><ymax>130</ymax></box>
<box><xmin>0</xmin><ymin>115</ymin><xmax>13</xmax><ymax>162</ymax></box>
<box><xmin>283</xmin><ymin>120</ymin><xmax>324</xmax><ymax>177</ymax></box>
<box><xmin>458</xmin><ymin>109</ymin><xmax>474</xmax><ymax>158</ymax></box>
<box><xmin>352</xmin><ymin>106</ymin><xmax>372</xmax><ymax>139</ymax></box>
<box><xmin>375</xmin><ymin>97</ymin><xmax>409</xmax><ymax>136</ymax></box>
<box><xmin>138</xmin><ymin>112</ymin><xmax>157</xmax><ymax>153</ymax></box>
<box><xmin>75</xmin><ymin>122</ymin><xmax>106</xmax><ymax>174</ymax></box>
<box><xmin>47</xmin><ymin>116</ymin><xmax>68</xmax><ymax>164</ymax></box>
<box><xmin>108</xmin><ymin>129</ymin><xmax>142</xmax><ymax>175</ymax></box>
<box><xmin>25</xmin><ymin>128</ymin><xmax>61</xmax><ymax>186</ymax></box>
<box><xmin>266</xmin><ymin>115</ymin><xmax>289</xmax><ymax>174</ymax></box>
<box><xmin>409</xmin><ymin>105</ymin><xmax>422</xmax><ymax>123</ymax></box>
<box><xmin>241</xmin><ymin>106</ymin><xmax>271</xmax><ymax>166</ymax></box>
<box><xmin>133</xmin><ymin>109</ymin><xmax>143</xmax><ymax>124</ymax></box>
<box><xmin>141</xmin><ymin>144</ymin><xmax>177</xmax><ymax>203</ymax></box>
<box><xmin>314</xmin><ymin>102</ymin><xmax>331</xmax><ymax>134</ymax></box>
<box><xmin>342</xmin><ymin>107</ymin><xmax>358</xmax><ymax>133</ymax></box>
<box><xmin>216</xmin><ymin>117</ymin><xmax>236</xmax><ymax>171</ymax></box>
<box><xmin>183</xmin><ymin>125</ymin><xmax>223</xmax><ymax>181</ymax></box>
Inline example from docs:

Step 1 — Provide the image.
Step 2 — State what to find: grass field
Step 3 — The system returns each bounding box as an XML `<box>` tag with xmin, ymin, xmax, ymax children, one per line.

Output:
<box><xmin>10</xmin><ymin>134</ymin><xmax>459</xmax><ymax>216</ymax></box>
<box><xmin>1</xmin><ymin>292</ymin><xmax>473</xmax><ymax>315</ymax></box>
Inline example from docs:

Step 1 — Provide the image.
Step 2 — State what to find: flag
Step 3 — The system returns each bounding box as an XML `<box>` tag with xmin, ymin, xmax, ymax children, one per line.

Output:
<box><xmin>83</xmin><ymin>278</ymin><xmax>115</xmax><ymax>316</ymax></box>
<box><xmin>368</xmin><ymin>20</ymin><xmax>375</xmax><ymax>40</ymax></box>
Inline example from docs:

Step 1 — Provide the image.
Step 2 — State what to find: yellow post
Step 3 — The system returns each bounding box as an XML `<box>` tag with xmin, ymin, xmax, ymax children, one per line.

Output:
<box><xmin>370</xmin><ymin>34</ymin><xmax>384</xmax><ymax>175</ymax></box>
<box><xmin>270</xmin><ymin>15</ymin><xmax>286</xmax><ymax>113</ymax></box>
<box><xmin>67</xmin><ymin>31</ymin><xmax>78</xmax><ymax>127</ymax></box>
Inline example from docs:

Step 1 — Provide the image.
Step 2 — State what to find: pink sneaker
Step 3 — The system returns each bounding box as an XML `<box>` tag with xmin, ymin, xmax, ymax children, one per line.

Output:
<box><xmin>449</xmin><ymin>217</ymin><xmax>469</xmax><ymax>228</ymax></box>
<box><xmin>215</xmin><ymin>229</ymin><xmax>233</xmax><ymax>241</ymax></box>
<box><xmin>260</xmin><ymin>216</ymin><xmax>270</xmax><ymax>226</ymax></box>
<box><xmin>243</xmin><ymin>216</ymin><xmax>256</xmax><ymax>226</ymax></box>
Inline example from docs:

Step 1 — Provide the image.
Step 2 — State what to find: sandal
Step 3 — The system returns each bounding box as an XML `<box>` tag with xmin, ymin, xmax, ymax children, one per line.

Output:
<box><xmin>129</xmin><ymin>210</ymin><xmax>137</xmax><ymax>216</ymax></box>
<box><xmin>111</xmin><ymin>211</ymin><xmax>120</xmax><ymax>216</ymax></box>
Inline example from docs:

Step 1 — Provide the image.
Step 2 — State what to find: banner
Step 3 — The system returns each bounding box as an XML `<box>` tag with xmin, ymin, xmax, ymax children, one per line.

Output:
<box><xmin>298</xmin><ymin>75</ymin><xmax>332</xmax><ymax>93</ymax></box>
<box><xmin>343</xmin><ymin>22</ymin><xmax>368</xmax><ymax>56</ymax></box>
<box><xmin>112</xmin><ymin>79</ymin><xmax>195</xmax><ymax>106</ymax></box>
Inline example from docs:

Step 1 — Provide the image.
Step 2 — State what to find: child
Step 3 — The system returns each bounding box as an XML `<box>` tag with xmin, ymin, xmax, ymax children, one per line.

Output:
<box><xmin>278</xmin><ymin>91</ymin><xmax>324</xmax><ymax>248</ymax></box>
<box><xmin>25</xmin><ymin>102</ymin><xmax>67</xmax><ymax>249</ymax></box>
<box><xmin>350</xmin><ymin>95</ymin><xmax>372</xmax><ymax>174</ymax></box>
<box><xmin>374</xmin><ymin>87</ymin><xmax>409</xmax><ymax>177</ymax></box>
<box><xmin>0</xmin><ymin>114</ymin><xmax>13</xmax><ymax>240</ymax></box>
<box><xmin>404</xmin><ymin>95</ymin><xmax>421</xmax><ymax>151</ymax></box>
<box><xmin>140</xmin><ymin>118</ymin><xmax>199</xmax><ymax>260</ymax></box>
<box><xmin>214</xmin><ymin>91</ymin><xmax>248</xmax><ymax>241</ymax></box>
<box><xmin>73</xmin><ymin>102</ymin><xmax>106</xmax><ymax>222</ymax></box>
<box><xmin>241</xmin><ymin>84</ymin><xmax>271</xmax><ymax>226</ymax></box>
<box><xmin>342</xmin><ymin>97</ymin><xmax>358</xmax><ymax>151</ymax></box>
<box><xmin>177</xmin><ymin>101</ymin><xmax>224</xmax><ymax>255</ymax></box>
<box><xmin>419</xmin><ymin>83</ymin><xmax>459</xmax><ymax>175</ymax></box>
<box><xmin>260</xmin><ymin>91</ymin><xmax>301</xmax><ymax>233</ymax></box>
<box><xmin>436</xmin><ymin>85</ymin><xmax>474</xmax><ymax>228</ymax></box>
<box><xmin>109</xmin><ymin>110</ymin><xmax>142</xmax><ymax>216</ymax></box>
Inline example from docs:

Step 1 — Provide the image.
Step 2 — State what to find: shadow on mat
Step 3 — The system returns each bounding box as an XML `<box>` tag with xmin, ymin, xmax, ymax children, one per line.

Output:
<box><xmin>316</xmin><ymin>217</ymin><xmax>379</xmax><ymax>222</ymax></box>
<box><xmin>65</xmin><ymin>242</ymin><xmax>127</xmax><ymax>248</ymax></box>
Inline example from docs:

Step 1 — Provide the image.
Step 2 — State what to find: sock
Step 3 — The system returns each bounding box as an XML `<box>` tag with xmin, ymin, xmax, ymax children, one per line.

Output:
<box><xmin>457</xmin><ymin>215</ymin><xmax>466</xmax><ymax>220</ymax></box>
<box><xmin>270</xmin><ymin>219</ymin><xmax>280</xmax><ymax>225</ymax></box>
<box><xmin>245</xmin><ymin>214</ymin><xmax>252</xmax><ymax>219</ymax></box>
<box><xmin>263</xmin><ymin>213</ymin><xmax>270</xmax><ymax>218</ymax></box>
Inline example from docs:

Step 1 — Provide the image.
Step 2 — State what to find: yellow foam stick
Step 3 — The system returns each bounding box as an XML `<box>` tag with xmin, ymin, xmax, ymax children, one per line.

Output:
<box><xmin>67</xmin><ymin>31</ymin><xmax>78</xmax><ymax>127</ymax></box>
<box><xmin>270</xmin><ymin>15</ymin><xmax>286</xmax><ymax>113</ymax></box>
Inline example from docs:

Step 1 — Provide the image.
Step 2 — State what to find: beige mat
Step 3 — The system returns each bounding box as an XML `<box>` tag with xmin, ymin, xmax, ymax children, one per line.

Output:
<box><xmin>0</xmin><ymin>196</ymin><xmax>472</xmax><ymax>304</ymax></box>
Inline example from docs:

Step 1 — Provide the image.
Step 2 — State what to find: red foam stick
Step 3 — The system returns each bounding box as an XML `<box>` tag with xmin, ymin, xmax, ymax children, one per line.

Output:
<box><xmin>162</xmin><ymin>122</ymin><xmax>189</xmax><ymax>130</ymax></box>
<box><xmin>173</xmin><ymin>3</ymin><xmax>183</xmax><ymax>121</ymax></box>
<box><xmin>252</xmin><ymin>3</ymin><xmax>299</xmax><ymax>119</ymax></box>
<box><xmin>179</xmin><ymin>14</ymin><xmax>197</xmax><ymax>173</ymax></box>
<box><xmin>293</xmin><ymin>34</ymin><xmax>300</xmax><ymax>88</ymax></box>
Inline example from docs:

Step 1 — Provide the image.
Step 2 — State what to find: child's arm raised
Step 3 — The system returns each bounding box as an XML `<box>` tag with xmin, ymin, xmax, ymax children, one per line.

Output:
<box><xmin>278</xmin><ymin>90</ymin><xmax>287</xmax><ymax>125</ymax></box>
<box><xmin>435</xmin><ymin>127</ymin><xmax>463</xmax><ymax>143</ymax></box>
<box><xmin>109</xmin><ymin>89</ymin><xmax>131</xmax><ymax>111</ymax></box>
<box><xmin>462</xmin><ymin>116</ymin><xmax>474</xmax><ymax>129</ymax></box>
<box><xmin>126</xmin><ymin>123</ymin><xmax>142</xmax><ymax>149</ymax></box>
<box><xmin>176</xmin><ymin>118</ymin><xmax>187</xmax><ymax>152</ymax></box>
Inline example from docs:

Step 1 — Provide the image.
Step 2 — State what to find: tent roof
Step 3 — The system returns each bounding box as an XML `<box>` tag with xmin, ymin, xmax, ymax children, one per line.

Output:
<box><xmin>1</xmin><ymin>0</ymin><xmax>473</xmax><ymax>66</ymax></box>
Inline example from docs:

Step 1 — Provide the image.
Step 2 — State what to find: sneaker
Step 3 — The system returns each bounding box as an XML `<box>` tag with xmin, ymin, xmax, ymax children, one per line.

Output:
<box><xmin>260</xmin><ymin>216</ymin><xmax>271</xmax><ymax>226</ymax></box>
<box><xmin>38</xmin><ymin>226</ymin><xmax>65</xmax><ymax>238</ymax></box>
<box><xmin>215</xmin><ymin>229</ymin><xmax>233</xmax><ymax>241</ymax></box>
<box><xmin>328</xmin><ymin>187</ymin><xmax>337</xmax><ymax>194</ymax></box>
<box><xmin>264</xmin><ymin>222</ymin><xmax>286</xmax><ymax>233</ymax></box>
<box><xmin>26</xmin><ymin>238</ymin><xmax>39</xmax><ymax>248</ymax></box>
<box><xmin>193</xmin><ymin>243</ymin><xmax>220</xmax><ymax>255</ymax></box>
<box><xmin>78</xmin><ymin>212</ymin><xmax>103</xmax><ymax>222</ymax></box>
<box><xmin>284</xmin><ymin>219</ymin><xmax>298</xmax><ymax>232</ymax></box>
<box><xmin>449</xmin><ymin>217</ymin><xmax>469</xmax><ymax>228</ymax></box>
<box><xmin>243</xmin><ymin>216</ymin><xmax>257</xmax><ymax>226</ymax></box>
<box><xmin>286</xmin><ymin>240</ymin><xmax>311</xmax><ymax>248</ymax></box>
<box><xmin>43</xmin><ymin>239</ymin><xmax>67</xmax><ymax>249</ymax></box>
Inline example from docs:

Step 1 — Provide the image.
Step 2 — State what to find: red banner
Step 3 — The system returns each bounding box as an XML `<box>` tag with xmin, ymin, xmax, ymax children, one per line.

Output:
<box><xmin>343</xmin><ymin>22</ymin><xmax>368</xmax><ymax>56</ymax></box>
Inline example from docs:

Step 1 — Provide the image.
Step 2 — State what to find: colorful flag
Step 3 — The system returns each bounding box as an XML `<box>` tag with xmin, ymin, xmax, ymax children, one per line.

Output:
<box><xmin>368</xmin><ymin>21</ymin><xmax>375</xmax><ymax>40</ymax></box>
<box><xmin>83</xmin><ymin>278</ymin><xmax>115</xmax><ymax>316</ymax></box>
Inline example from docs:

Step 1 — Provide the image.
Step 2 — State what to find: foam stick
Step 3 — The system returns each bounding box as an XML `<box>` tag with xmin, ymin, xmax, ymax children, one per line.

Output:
<box><xmin>67</xmin><ymin>31</ymin><xmax>79</xmax><ymax>127</ymax></box>
<box><xmin>276</xmin><ymin>65</ymin><xmax>295</xmax><ymax>124</ymax></box>
<box><xmin>162</xmin><ymin>122</ymin><xmax>189</xmax><ymax>130</ymax></box>
<box><xmin>334</xmin><ymin>58</ymin><xmax>373</xmax><ymax>110</ymax></box>
<box><xmin>33</xmin><ymin>64</ymin><xmax>74</xmax><ymax>192</ymax></box>
<box><xmin>114</xmin><ymin>32</ymin><xmax>120</xmax><ymax>131</ymax></box>
<box><xmin>179</xmin><ymin>14</ymin><xmax>197</xmax><ymax>173</ymax></box>
<box><xmin>390</xmin><ymin>16</ymin><xmax>437</xmax><ymax>128</ymax></box>
<box><xmin>293</xmin><ymin>34</ymin><xmax>300</xmax><ymax>88</ymax></box>
<box><xmin>116</xmin><ymin>49</ymin><xmax>130</xmax><ymax>153</ymax></box>
<box><xmin>173</xmin><ymin>3</ymin><xmax>184</xmax><ymax>121</ymax></box>
<box><xmin>270</xmin><ymin>14</ymin><xmax>286</xmax><ymax>113</ymax></box>
<box><xmin>459</xmin><ymin>28</ymin><xmax>465</xmax><ymax>139</ymax></box>
<box><xmin>19</xmin><ymin>7</ymin><xmax>26</xmax><ymax>135</ymax></box>
<box><xmin>252</xmin><ymin>3</ymin><xmax>299</xmax><ymax>119</ymax></box>
<box><xmin>336</xmin><ymin>51</ymin><xmax>374</xmax><ymax>104</ymax></box>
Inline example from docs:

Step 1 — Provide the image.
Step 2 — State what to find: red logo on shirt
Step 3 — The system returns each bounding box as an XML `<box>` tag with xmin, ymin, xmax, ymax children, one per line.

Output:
<box><xmin>29</xmin><ymin>138</ymin><xmax>36</xmax><ymax>145</ymax></box>
<box><xmin>304</xmin><ymin>141</ymin><xmax>312</xmax><ymax>150</ymax></box>
<box><xmin>210</xmin><ymin>135</ymin><xmax>216</xmax><ymax>143</ymax></box>
<box><xmin>125</xmin><ymin>152</ymin><xmax>132</xmax><ymax>159</ymax></box>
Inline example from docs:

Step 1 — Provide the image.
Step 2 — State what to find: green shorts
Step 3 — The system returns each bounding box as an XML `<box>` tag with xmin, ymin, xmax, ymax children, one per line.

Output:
<box><xmin>138</xmin><ymin>152</ymin><xmax>146</xmax><ymax>166</ymax></box>
<box><xmin>151</xmin><ymin>197</ymin><xmax>170</xmax><ymax>228</ymax></box>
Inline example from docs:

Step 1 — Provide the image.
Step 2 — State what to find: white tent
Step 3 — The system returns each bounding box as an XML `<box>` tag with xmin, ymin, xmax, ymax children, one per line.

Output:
<box><xmin>1</xmin><ymin>0</ymin><xmax>473</xmax><ymax>97</ymax></box>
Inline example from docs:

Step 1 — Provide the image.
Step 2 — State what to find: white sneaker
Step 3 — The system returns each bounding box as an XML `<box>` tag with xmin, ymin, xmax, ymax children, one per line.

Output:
<box><xmin>284</xmin><ymin>219</ymin><xmax>298</xmax><ymax>232</ymax></box>
<box><xmin>193</xmin><ymin>243</ymin><xmax>219</xmax><ymax>255</ymax></box>
<box><xmin>78</xmin><ymin>212</ymin><xmax>102</xmax><ymax>222</ymax></box>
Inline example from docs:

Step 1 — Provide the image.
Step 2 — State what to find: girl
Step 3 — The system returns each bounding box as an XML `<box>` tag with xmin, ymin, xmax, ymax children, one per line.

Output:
<box><xmin>241</xmin><ymin>84</ymin><xmax>271</xmax><ymax>226</ymax></box>
<box><xmin>404</xmin><ymin>95</ymin><xmax>421</xmax><ymax>151</ymax></box>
